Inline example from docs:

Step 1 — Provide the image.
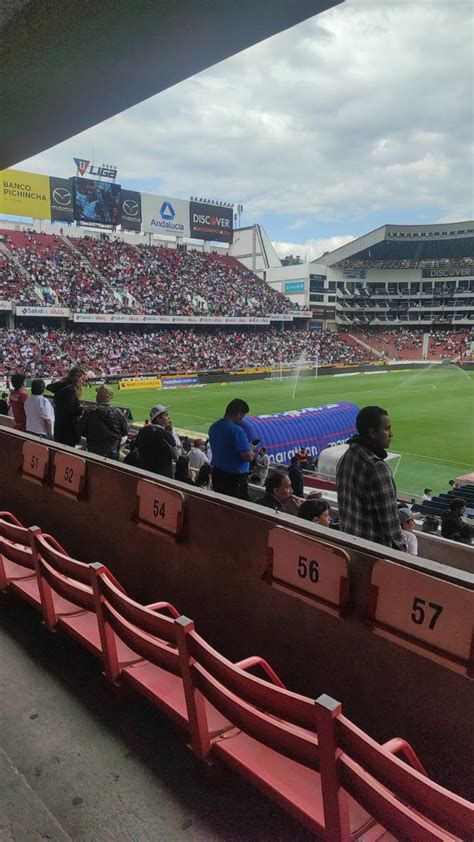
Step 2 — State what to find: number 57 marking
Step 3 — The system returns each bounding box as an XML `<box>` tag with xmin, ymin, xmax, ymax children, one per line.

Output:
<box><xmin>411</xmin><ymin>597</ymin><xmax>443</xmax><ymax>630</ymax></box>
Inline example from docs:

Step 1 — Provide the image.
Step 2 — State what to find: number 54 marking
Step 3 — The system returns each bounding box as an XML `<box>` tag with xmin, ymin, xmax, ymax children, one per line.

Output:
<box><xmin>411</xmin><ymin>597</ymin><xmax>443</xmax><ymax>630</ymax></box>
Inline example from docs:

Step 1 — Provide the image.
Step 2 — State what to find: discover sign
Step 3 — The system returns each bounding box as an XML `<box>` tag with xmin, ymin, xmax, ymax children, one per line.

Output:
<box><xmin>190</xmin><ymin>200</ymin><xmax>233</xmax><ymax>243</ymax></box>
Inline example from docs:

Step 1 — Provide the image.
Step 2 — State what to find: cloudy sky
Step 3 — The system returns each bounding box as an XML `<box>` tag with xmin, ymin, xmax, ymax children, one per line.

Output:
<box><xmin>15</xmin><ymin>0</ymin><xmax>474</xmax><ymax>260</ymax></box>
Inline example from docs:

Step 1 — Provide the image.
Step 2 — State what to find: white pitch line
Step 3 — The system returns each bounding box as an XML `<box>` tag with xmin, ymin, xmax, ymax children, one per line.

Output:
<box><xmin>397</xmin><ymin>451</ymin><xmax>474</xmax><ymax>466</ymax></box>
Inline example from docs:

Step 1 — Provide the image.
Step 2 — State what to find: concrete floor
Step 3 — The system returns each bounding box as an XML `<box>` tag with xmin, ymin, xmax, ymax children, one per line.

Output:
<box><xmin>0</xmin><ymin>592</ymin><xmax>314</xmax><ymax>842</ymax></box>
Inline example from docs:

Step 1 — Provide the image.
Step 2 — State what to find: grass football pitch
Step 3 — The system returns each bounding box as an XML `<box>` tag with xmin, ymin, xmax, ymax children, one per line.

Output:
<box><xmin>83</xmin><ymin>366</ymin><xmax>474</xmax><ymax>497</ymax></box>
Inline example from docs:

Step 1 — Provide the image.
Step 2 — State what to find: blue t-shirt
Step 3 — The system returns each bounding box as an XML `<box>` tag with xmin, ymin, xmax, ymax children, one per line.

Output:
<box><xmin>209</xmin><ymin>418</ymin><xmax>251</xmax><ymax>475</ymax></box>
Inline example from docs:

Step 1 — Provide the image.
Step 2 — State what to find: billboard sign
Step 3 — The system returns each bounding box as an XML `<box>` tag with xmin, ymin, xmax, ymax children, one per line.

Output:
<box><xmin>120</xmin><ymin>189</ymin><xmax>142</xmax><ymax>232</ymax></box>
<box><xmin>73</xmin><ymin>158</ymin><xmax>118</xmax><ymax>180</ymax></box>
<box><xmin>189</xmin><ymin>200</ymin><xmax>233</xmax><ymax>243</ymax></box>
<box><xmin>16</xmin><ymin>305</ymin><xmax>70</xmax><ymax>317</ymax></box>
<box><xmin>0</xmin><ymin>168</ymin><xmax>51</xmax><ymax>219</ymax></box>
<box><xmin>284</xmin><ymin>280</ymin><xmax>305</xmax><ymax>294</ymax></box>
<box><xmin>141</xmin><ymin>193</ymin><xmax>190</xmax><ymax>237</ymax></box>
<box><xmin>49</xmin><ymin>176</ymin><xmax>74</xmax><ymax>222</ymax></box>
<box><xmin>422</xmin><ymin>268</ymin><xmax>473</xmax><ymax>278</ymax></box>
<box><xmin>73</xmin><ymin>177</ymin><xmax>121</xmax><ymax>226</ymax></box>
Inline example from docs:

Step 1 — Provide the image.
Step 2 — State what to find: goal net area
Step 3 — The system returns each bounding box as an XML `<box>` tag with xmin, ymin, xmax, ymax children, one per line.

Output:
<box><xmin>268</xmin><ymin>359</ymin><xmax>319</xmax><ymax>381</ymax></box>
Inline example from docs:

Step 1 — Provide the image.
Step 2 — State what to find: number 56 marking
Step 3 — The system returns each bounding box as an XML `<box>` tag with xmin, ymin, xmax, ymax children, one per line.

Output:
<box><xmin>411</xmin><ymin>597</ymin><xmax>443</xmax><ymax>630</ymax></box>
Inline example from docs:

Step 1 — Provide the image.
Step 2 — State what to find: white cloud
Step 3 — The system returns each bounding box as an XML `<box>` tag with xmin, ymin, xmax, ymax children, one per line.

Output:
<box><xmin>14</xmin><ymin>0</ymin><xmax>474</xmax><ymax>236</ymax></box>
<box><xmin>273</xmin><ymin>235</ymin><xmax>356</xmax><ymax>261</ymax></box>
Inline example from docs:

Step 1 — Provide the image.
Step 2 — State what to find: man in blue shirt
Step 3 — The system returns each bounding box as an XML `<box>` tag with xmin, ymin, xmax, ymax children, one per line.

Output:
<box><xmin>209</xmin><ymin>399</ymin><xmax>253</xmax><ymax>500</ymax></box>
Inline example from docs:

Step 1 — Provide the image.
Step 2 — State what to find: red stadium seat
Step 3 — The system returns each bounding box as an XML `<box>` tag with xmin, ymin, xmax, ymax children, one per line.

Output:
<box><xmin>174</xmin><ymin>617</ymin><xmax>385</xmax><ymax>840</ymax></box>
<box><xmin>30</xmin><ymin>530</ymin><xmax>138</xmax><ymax>664</ymax></box>
<box><xmin>315</xmin><ymin>694</ymin><xmax>473</xmax><ymax>841</ymax></box>
<box><xmin>176</xmin><ymin>618</ymin><xmax>473</xmax><ymax>840</ymax></box>
<box><xmin>0</xmin><ymin>512</ymin><xmax>39</xmax><ymax>602</ymax></box>
<box><xmin>90</xmin><ymin>563</ymin><xmax>230</xmax><ymax>736</ymax></box>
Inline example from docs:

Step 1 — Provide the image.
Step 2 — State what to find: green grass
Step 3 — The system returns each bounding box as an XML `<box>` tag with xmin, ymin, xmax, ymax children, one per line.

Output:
<box><xmin>83</xmin><ymin>366</ymin><xmax>474</xmax><ymax>497</ymax></box>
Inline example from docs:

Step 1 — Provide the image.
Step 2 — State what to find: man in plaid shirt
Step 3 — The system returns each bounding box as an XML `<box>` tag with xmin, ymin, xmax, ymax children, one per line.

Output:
<box><xmin>336</xmin><ymin>406</ymin><xmax>405</xmax><ymax>550</ymax></box>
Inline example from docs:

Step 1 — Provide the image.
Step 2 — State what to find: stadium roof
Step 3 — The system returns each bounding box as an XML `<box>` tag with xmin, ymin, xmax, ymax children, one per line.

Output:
<box><xmin>1</xmin><ymin>0</ymin><xmax>343</xmax><ymax>169</ymax></box>
<box><xmin>312</xmin><ymin>221</ymin><xmax>474</xmax><ymax>266</ymax></box>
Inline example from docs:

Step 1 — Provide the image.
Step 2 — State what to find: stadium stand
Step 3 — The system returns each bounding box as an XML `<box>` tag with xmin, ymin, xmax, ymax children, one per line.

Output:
<box><xmin>0</xmin><ymin>325</ymin><xmax>376</xmax><ymax>376</ymax></box>
<box><xmin>0</xmin><ymin>505</ymin><xmax>472</xmax><ymax>839</ymax></box>
<box><xmin>350</xmin><ymin>328</ymin><xmax>471</xmax><ymax>360</ymax></box>
<box><xmin>0</xmin><ymin>230</ymin><xmax>300</xmax><ymax>316</ymax></box>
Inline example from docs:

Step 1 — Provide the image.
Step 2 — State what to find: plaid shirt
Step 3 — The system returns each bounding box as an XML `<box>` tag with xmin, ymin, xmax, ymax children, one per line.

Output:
<box><xmin>336</xmin><ymin>441</ymin><xmax>405</xmax><ymax>549</ymax></box>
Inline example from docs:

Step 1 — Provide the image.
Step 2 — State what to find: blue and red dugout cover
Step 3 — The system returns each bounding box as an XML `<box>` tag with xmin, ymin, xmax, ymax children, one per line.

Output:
<box><xmin>241</xmin><ymin>402</ymin><xmax>359</xmax><ymax>466</ymax></box>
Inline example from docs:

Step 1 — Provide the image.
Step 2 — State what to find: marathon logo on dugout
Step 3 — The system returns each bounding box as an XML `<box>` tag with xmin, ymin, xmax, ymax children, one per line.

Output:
<box><xmin>189</xmin><ymin>200</ymin><xmax>233</xmax><ymax>243</ymax></box>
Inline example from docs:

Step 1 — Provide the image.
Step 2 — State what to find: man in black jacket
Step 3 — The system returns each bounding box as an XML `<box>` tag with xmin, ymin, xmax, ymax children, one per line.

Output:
<box><xmin>288</xmin><ymin>455</ymin><xmax>304</xmax><ymax>497</ymax></box>
<box><xmin>80</xmin><ymin>385</ymin><xmax>128</xmax><ymax>459</ymax></box>
<box><xmin>135</xmin><ymin>404</ymin><xmax>177</xmax><ymax>478</ymax></box>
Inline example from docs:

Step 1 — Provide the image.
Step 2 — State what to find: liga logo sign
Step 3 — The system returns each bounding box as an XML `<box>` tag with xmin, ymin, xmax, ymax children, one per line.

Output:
<box><xmin>0</xmin><ymin>168</ymin><xmax>52</xmax><ymax>219</ymax></box>
<box><xmin>189</xmin><ymin>201</ymin><xmax>233</xmax><ymax>243</ymax></box>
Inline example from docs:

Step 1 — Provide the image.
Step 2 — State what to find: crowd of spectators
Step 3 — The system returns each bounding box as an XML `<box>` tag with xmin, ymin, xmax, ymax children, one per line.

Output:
<box><xmin>0</xmin><ymin>252</ymin><xmax>39</xmax><ymax>305</ymax></box>
<box><xmin>74</xmin><ymin>238</ymin><xmax>299</xmax><ymax>316</ymax></box>
<box><xmin>2</xmin><ymin>231</ymin><xmax>120</xmax><ymax>312</ymax></box>
<box><xmin>334</xmin><ymin>257</ymin><xmax>474</xmax><ymax>270</ymax></box>
<box><xmin>353</xmin><ymin>327</ymin><xmax>471</xmax><ymax>359</ymax></box>
<box><xmin>0</xmin><ymin>326</ymin><xmax>375</xmax><ymax>378</ymax></box>
<box><xmin>1</xmin><ymin>230</ymin><xmax>299</xmax><ymax>317</ymax></box>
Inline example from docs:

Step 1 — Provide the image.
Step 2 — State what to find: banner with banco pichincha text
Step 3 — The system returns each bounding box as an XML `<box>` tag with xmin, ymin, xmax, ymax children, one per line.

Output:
<box><xmin>0</xmin><ymin>169</ymin><xmax>52</xmax><ymax>219</ymax></box>
<box><xmin>118</xmin><ymin>378</ymin><xmax>162</xmax><ymax>390</ymax></box>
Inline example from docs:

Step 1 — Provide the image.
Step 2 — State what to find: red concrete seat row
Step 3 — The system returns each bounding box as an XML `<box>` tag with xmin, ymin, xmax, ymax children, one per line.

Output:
<box><xmin>0</xmin><ymin>511</ymin><xmax>472</xmax><ymax>840</ymax></box>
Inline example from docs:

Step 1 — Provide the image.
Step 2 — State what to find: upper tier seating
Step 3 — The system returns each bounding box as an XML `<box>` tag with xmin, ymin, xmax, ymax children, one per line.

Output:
<box><xmin>0</xmin><ymin>229</ymin><xmax>300</xmax><ymax>316</ymax></box>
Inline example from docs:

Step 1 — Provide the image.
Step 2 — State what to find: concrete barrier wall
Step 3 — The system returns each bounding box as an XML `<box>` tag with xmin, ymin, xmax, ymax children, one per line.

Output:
<box><xmin>0</xmin><ymin>427</ymin><xmax>472</xmax><ymax>799</ymax></box>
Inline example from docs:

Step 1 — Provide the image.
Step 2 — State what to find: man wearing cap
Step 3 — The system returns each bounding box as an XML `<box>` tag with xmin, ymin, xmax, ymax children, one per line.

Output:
<box><xmin>80</xmin><ymin>385</ymin><xmax>128</xmax><ymax>459</ymax></box>
<box><xmin>135</xmin><ymin>404</ymin><xmax>177</xmax><ymax>478</ymax></box>
<box><xmin>398</xmin><ymin>508</ymin><xmax>418</xmax><ymax>555</ymax></box>
<box><xmin>188</xmin><ymin>438</ymin><xmax>210</xmax><ymax>472</ymax></box>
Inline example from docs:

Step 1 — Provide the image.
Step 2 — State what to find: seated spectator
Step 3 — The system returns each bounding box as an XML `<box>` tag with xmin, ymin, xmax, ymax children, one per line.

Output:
<box><xmin>9</xmin><ymin>372</ymin><xmax>28</xmax><ymax>431</ymax></box>
<box><xmin>421</xmin><ymin>515</ymin><xmax>439</xmax><ymax>534</ymax></box>
<box><xmin>441</xmin><ymin>499</ymin><xmax>473</xmax><ymax>543</ymax></box>
<box><xmin>24</xmin><ymin>378</ymin><xmax>55</xmax><ymax>439</ymax></box>
<box><xmin>175</xmin><ymin>454</ymin><xmax>195</xmax><ymax>484</ymax></box>
<box><xmin>256</xmin><ymin>470</ymin><xmax>296</xmax><ymax>513</ymax></box>
<box><xmin>398</xmin><ymin>508</ymin><xmax>418</xmax><ymax>555</ymax></box>
<box><xmin>421</xmin><ymin>488</ymin><xmax>432</xmax><ymax>503</ymax></box>
<box><xmin>0</xmin><ymin>391</ymin><xmax>9</xmax><ymax>415</ymax></box>
<box><xmin>288</xmin><ymin>455</ymin><xmax>304</xmax><ymax>497</ymax></box>
<box><xmin>298</xmin><ymin>499</ymin><xmax>331</xmax><ymax>527</ymax></box>
<box><xmin>80</xmin><ymin>385</ymin><xmax>128</xmax><ymax>459</ymax></box>
<box><xmin>195</xmin><ymin>463</ymin><xmax>212</xmax><ymax>488</ymax></box>
<box><xmin>136</xmin><ymin>404</ymin><xmax>176</xmax><ymax>478</ymax></box>
<box><xmin>188</xmin><ymin>438</ymin><xmax>210</xmax><ymax>471</ymax></box>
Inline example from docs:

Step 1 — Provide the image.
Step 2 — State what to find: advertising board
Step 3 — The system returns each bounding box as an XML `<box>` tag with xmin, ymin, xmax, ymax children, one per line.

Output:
<box><xmin>284</xmin><ymin>280</ymin><xmax>305</xmax><ymax>294</ymax></box>
<box><xmin>0</xmin><ymin>168</ymin><xmax>51</xmax><ymax>219</ymax></box>
<box><xmin>141</xmin><ymin>193</ymin><xmax>190</xmax><ymax>237</ymax></box>
<box><xmin>189</xmin><ymin>200</ymin><xmax>233</xmax><ymax>243</ymax></box>
<box><xmin>16</xmin><ymin>306</ymin><xmax>70</xmax><ymax>317</ymax></box>
<box><xmin>118</xmin><ymin>378</ymin><xmax>162</xmax><ymax>390</ymax></box>
<box><xmin>72</xmin><ymin>313</ymin><xmax>271</xmax><ymax>325</ymax></box>
<box><xmin>73</xmin><ymin>177</ymin><xmax>121</xmax><ymax>226</ymax></box>
<box><xmin>49</xmin><ymin>176</ymin><xmax>74</xmax><ymax>222</ymax></box>
<box><xmin>0</xmin><ymin>300</ymin><xmax>12</xmax><ymax>311</ymax></box>
<box><xmin>120</xmin><ymin>189</ymin><xmax>142</xmax><ymax>232</ymax></box>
